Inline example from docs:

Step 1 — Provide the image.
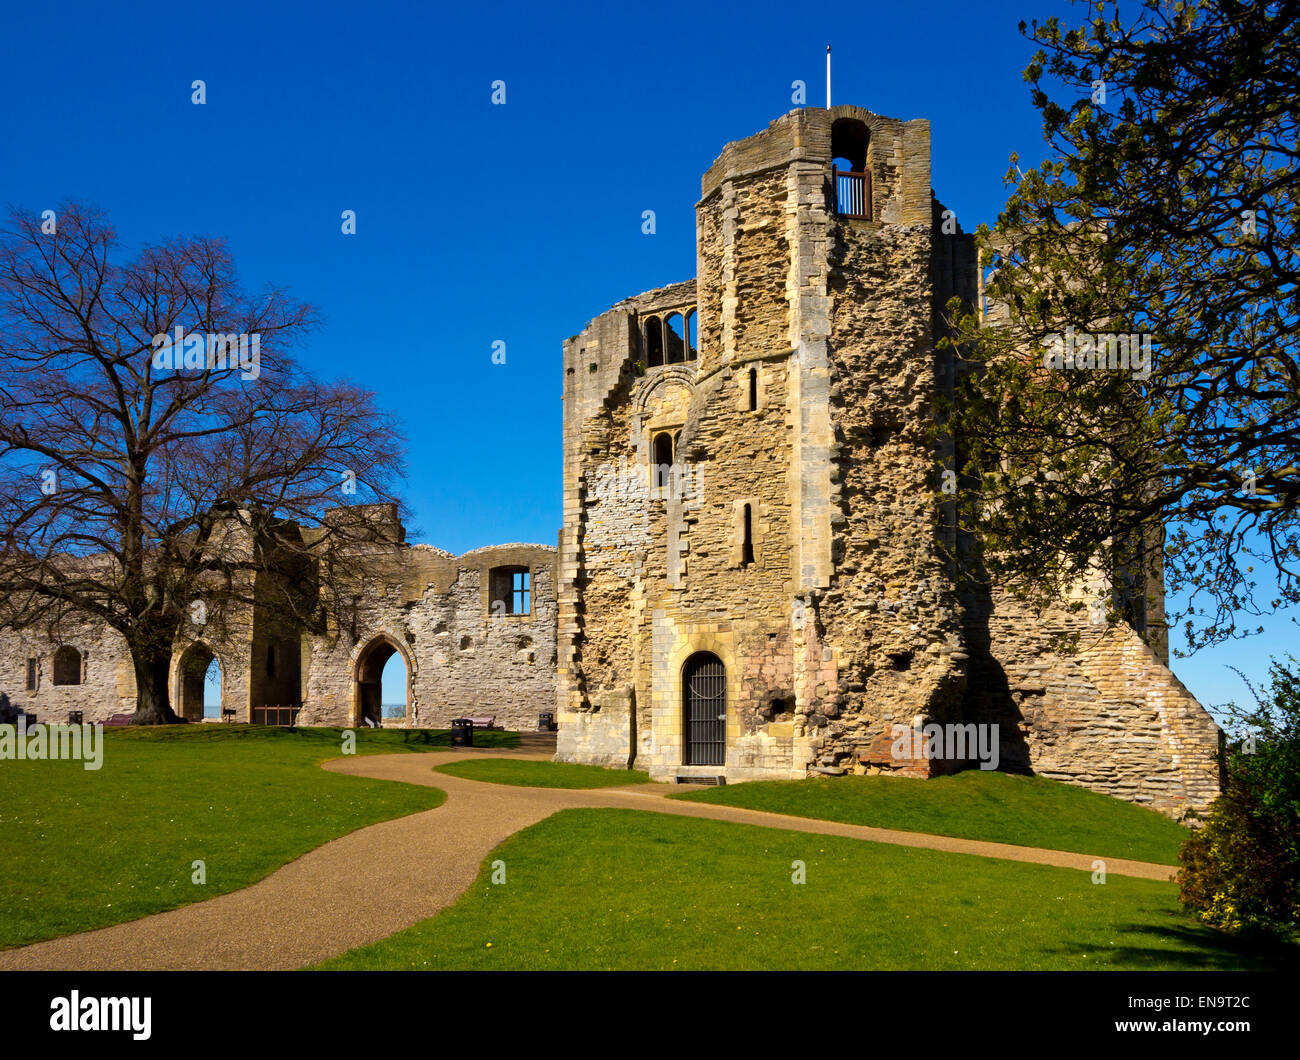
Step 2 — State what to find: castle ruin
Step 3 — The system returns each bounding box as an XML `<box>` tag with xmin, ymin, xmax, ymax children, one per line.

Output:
<box><xmin>0</xmin><ymin>106</ymin><xmax>1222</xmax><ymax>818</ymax></box>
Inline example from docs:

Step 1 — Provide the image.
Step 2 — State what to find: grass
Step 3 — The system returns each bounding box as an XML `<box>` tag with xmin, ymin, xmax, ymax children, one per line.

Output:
<box><xmin>670</xmin><ymin>770</ymin><xmax>1190</xmax><ymax>865</ymax></box>
<box><xmin>315</xmin><ymin>809</ymin><xmax>1297</xmax><ymax>971</ymax></box>
<box><xmin>434</xmin><ymin>759</ymin><xmax>650</xmax><ymax>788</ymax></box>
<box><xmin>0</xmin><ymin>724</ymin><xmax>495</xmax><ymax>949</ymax></box>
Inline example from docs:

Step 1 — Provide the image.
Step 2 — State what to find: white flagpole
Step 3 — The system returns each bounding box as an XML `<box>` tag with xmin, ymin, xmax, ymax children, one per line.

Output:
<box><xmin>826</xmin><ymin>45</ymin><xmax>832</xmax><ymax>109</ymax></box>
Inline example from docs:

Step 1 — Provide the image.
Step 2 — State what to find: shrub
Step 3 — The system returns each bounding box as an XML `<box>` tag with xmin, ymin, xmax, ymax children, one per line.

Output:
<box><xmin>1178</xmin><ymin>657</ymin><xmax>1300</xmax><ymax>937</ymax></box>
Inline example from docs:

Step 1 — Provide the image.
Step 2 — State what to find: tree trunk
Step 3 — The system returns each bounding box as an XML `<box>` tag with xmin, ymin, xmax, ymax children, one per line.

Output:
<box><xmin>131</xmin><ymin>644</ymin><xmax>182</xmax><ymax>725</ymax></box>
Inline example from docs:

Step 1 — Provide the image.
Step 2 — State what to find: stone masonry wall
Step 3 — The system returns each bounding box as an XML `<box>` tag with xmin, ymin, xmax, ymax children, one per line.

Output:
<box><xmin>0</xmin><ymin>534</ymin><xmax>558</xmax><ymax>733</ymax></box>
<box><xmin>299</xmin><ymin>542</ymin><xmax>557</xmax><ymax>731</ymax></box>
<box><xmin>558</xmin><ymin>104</ymin><xmax>1222</xmax><ymax>817</ymax></box>
<box><xmin>963</xmin><ymin>588</ymin><xmax>1222</xmax><ymax>818</ymax></box>
<box><xmin>0</xmin><ymin>615</ymin><xmax>137</xmax><ymax>724</ymax></box>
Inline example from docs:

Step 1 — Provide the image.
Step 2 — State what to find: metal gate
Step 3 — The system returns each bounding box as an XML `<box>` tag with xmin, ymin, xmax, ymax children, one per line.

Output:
<box><xmin>683</xmin><ymin>652</ymin><xmax>726</xmax><ymax>766</ymax></box>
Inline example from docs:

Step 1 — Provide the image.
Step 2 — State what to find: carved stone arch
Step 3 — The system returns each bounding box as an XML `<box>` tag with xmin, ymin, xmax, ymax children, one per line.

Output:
<box><xmin>347</xmin><ymin>628</ymin><xmax>418</xmax><ymax>676</ymax></box>
<box><xmin>632</xmin><ymin>365</ymin><xmax>696</xmax><ymax>416</ymax></box>
<box><xmin>172</xmin><ymin>640</ymin><xmax>224</xmax><ymax>722</ymax></box>
<box><xmin>631</xmin><ymin>366</ymin><xmax>698</xmax><ymax>455</ymax></box>
<box><xmin>350</xmin><ymin>629</ymin><xmax>417</xmax><ymax>728</ymax></box>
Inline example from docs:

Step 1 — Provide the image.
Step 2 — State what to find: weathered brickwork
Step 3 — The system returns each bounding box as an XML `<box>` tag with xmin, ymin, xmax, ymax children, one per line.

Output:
<box><xmin>556</xmin><ymin>105</ymin><xmax>1222</xmax><ymax>817</ymax></box>
<box><xmin>0</xmin><ymin>104</ymin><xmax>1223</xmax><ymax>819</ymax></box>
<box><xmin>0</xmin><ymin>508</ymin><xmax>557</xmax><ymax>732</ymax></box>
<box><xmin>298</xmin><ymin>540</ymin><xmax>558</xmax><ymax>732</ymax></box>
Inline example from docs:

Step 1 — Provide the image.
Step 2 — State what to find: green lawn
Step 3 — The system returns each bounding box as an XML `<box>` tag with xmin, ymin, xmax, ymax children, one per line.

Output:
<box><xmin>315</xmin><ymin>809</ymin><xmax>1297</xmax><ymax>971</ymax></box>
<box><xmin>0</xmin><ymin>725</ymin><xmax>484</xmax><ymax>949</ymax></box>
<box><xmin>670</xmin><ymin>770</ymin><xmax>1190</xmax><ymax>865</ymax></box>
<box><xmin>434</xmin><ymin>759</ymin><xmax>650</xmax><ymax>788</ymax></box>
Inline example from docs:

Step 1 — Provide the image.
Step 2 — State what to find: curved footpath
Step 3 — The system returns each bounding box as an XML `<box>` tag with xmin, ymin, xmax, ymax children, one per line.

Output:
<box><xmin>0</xmin><ymin>744</ymin><xmax>1176</xmax><ymax>970</ymax></box>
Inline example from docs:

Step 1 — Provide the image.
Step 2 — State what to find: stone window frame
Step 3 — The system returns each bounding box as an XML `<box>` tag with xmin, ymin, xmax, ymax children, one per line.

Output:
<box><xmin>649</xmin><ymin>430</ymin><xmax>679</xmax><ymax>497</ymax></box>
<box><xmin>488</xmin><ymin>565</ymin><xmax>532</xmax><ymax>617</ymax></box>
<box><xmin>640</xmin><ymin>306</ymin><xmax>698</xmax><ymax>369</ymax></box>
<box><xmin>830</xmin><ymin>116</ymin><xmax>875</xmax><ymax>221</ymax></box>
<box><xmin>730</xmin><ymin>498</ymin><xmax>765</xmax><ymax>567</ymax></box>
<box><xmin>739</xmin><ymin>364</ymin><xmax>764</xmax><ymax>412</ymax></box>
<box><xmin>25</xmin><ymin>656</ymin><xmax>38</xmax><ymax>691</ymax></box>
<box><xmin>52</xmin><ymin>645</ymin><xmax>84</xmax><ymax>686</ymax></box>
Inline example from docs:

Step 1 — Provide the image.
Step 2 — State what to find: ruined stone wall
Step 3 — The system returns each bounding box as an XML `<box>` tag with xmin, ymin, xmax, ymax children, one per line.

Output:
<box><xmin>556</xmin><ymin>300</ymin><xmax>645</xmax><ymax>764</ymax></box>
<box><xmin>0</xmin><ymin>615</ymin><xmax>137</xmax><ymax>724</ymax></box>
<box><xmin>557</xmin><ymin>103</ymin><xmax>1222</xmax><ymax>816</ymax></box>
<box><xmin>963</xmin><ymin>588</ymin><xmax>1222</xmax><ymax>818</ymax></box>
<box><xmin>300</xmin><ymin>542</ymin><xmax>558</xmax><ymax>732</ymax></box>
<box><xmin>814</xmin><ymin>190</ymin><xmax>966</xmax><ymax>776</ymax></box>
<box><xmin>1</xmin><ymin>527</ymin><xmax>557</xmax><ymax>732</ymax></box>
<box><xmin>0</xmin><ymin>602</ymin><xmax>255</xmax><ymax>724</ymax></box>
<box><xmin>636</xmin><ymin>351</ymin><xmax>799</xmax><ymax>779</ymax></box>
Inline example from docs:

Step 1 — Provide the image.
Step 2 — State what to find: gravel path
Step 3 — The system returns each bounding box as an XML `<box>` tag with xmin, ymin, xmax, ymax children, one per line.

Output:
<box><xmin>0</xmin><ymin>746</ymin><xmax>1176</xmax><ymax>970</ymax></box>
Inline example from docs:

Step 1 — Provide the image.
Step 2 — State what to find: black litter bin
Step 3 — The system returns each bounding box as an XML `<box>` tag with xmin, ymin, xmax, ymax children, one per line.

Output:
<box><xmin>450</xmin><ymin>718</ymin><xmax>474</xmax><ymax>747</ymax></box>
<box><xmin>538</xmin><ymin>712</ymin><xmax>555</xmax><ymax>732</ymax></box>
<box><xmin>68</xmin><ymin>711</ymin><xmax>84</xmax><ymax>726</ymax></box>
<box><xmin>24</xmin><ymin>713</ymin><xmax>37</xmax><ymax>728</ymax></box>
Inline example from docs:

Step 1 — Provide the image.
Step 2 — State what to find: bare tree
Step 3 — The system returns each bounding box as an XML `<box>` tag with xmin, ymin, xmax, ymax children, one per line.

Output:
<box><xmin>0</xmin><ymin>202</ymin><xmax>408</xmax><ymax>722</ymax></box>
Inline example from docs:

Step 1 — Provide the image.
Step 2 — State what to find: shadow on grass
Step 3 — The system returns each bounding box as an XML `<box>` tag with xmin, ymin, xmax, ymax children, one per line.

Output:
<box><xmin>1056</xmin><ymin>920</ymin><xmax>1300</xmax><ymax>970</ymax></box>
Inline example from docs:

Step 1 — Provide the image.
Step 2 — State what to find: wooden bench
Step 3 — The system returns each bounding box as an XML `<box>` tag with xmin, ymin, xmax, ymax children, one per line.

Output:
<box><xmin>465</xmin><ymin>715</ymin><xmax>497</xmax><ymax>730</ymax></box>
<box><xmin>104</xmin><ymin>713</ymin><xmax>133</xmax><ymax>727</ymax></box>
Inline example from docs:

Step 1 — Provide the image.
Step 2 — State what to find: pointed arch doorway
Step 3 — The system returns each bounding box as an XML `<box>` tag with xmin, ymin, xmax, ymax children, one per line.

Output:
<box><xmin>354</xmin><ymin>636</ymin><xmax>410</xmax><ymax>728</ymax></box>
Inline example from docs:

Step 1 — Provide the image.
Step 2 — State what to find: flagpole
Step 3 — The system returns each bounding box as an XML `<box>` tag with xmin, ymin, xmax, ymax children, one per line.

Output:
<box><xmin>826</xmin><ymin>45</ymin><xmax>831</xmax><ymax>109</ymax></box>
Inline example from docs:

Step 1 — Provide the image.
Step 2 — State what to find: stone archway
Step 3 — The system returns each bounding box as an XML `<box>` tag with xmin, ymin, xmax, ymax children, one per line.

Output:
<box><xmin>353</xmin><ymin>635</ymin><xmax>412</xmax><ymax>728</ymax></box>
<box><xmin>177</xmin><ymin>642</ymin><xmax>219</xmax><ymax>723</ymax></box>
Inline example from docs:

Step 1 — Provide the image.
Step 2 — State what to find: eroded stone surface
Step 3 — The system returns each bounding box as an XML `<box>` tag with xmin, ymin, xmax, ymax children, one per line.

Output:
<box><xmin>554</xmin><ymin>106</ymin><xmax>1221</xmax><ymax>818</ymax></box>
<box><xmin>0</xmin><ymin>105</ymin><xmax>1221</xmax><ymax>818</ymax></box>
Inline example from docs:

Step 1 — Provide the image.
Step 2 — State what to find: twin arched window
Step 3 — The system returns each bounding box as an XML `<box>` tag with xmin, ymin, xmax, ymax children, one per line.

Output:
<box><xmin>643</xmin><ymin>310</ymin><xmax>697</xmax><ymax>367</ymax></box>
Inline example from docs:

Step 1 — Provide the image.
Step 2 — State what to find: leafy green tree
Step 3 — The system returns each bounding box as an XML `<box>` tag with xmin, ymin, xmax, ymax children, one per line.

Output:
<box><xmin>944</xmin><ymin>0</ymin><xmax>1299</xmax><ymax>651</ymax></box>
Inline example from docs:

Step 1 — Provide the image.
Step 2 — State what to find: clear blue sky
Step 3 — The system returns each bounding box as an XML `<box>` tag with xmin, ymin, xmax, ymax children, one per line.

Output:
<box><xmin>4</xmin><ymin>0</ymin><xmax>1293</xmax><ymax>716</ymax></box>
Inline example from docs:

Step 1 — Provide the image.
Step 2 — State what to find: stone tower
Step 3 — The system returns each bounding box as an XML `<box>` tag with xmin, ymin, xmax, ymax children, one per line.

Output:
<box><xmin>557</xmin><ymin>105</ymin><xmax>977</xmax><ymax>779</ymax></box>
<box><xmin>556</xmin><ymin>105</ymin><xmax>1222</xmax><ymax>816</ymax></box>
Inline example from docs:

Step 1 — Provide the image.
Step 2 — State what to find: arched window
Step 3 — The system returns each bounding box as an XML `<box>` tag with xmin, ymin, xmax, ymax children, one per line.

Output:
<box><xmin>644</xmin><ymin>317</ymin><xmax>664</xmax><ymax>367</ymax></box>
<box><xmin>665</xmin><ymin>313</ymin><xmax>686</xmax><ymax>364</ymax></box>
<box><xmin>684</xmin><ymin>310</ymin><xmax>697</xmax><ymax>360</ymax></box>
<box><xmin>652</xmin><ymin>432</ymin><xmax>674</xmax><ymax>490</ymax></box>
<box><xmin>831</xmin><ymin>117</ymin><xmax>869</xmax><ymax>173</ymax></box>
<box><xmin>52</xmin><ymin>646</ymin><xmax>82</xmax><ymax>686</ymax></box>
<box><xmin>742</xmin><ymin>504</ymin><xmax>755</xmax><ymax>566</ymax></box>
<box><xmin>831</xmin><ymin>117</ymin><xmax>872</xmax><ymax>219</ymax></box>
<box><xmin>748</xmin><ymin>367</ymin><xmax>758</xmax><ymax>411</ymax></box>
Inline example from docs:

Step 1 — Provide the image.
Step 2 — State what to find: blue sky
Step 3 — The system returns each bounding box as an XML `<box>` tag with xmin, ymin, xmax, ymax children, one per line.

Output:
<box><xmin>3</xmin><ymin>0</ymin><xmax>1293</xmax><ymax>714</ymax></box>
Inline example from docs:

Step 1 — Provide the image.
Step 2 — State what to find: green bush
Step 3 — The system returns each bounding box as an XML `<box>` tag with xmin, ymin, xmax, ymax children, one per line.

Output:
<box><xmin>1178</xmin><ymin>657</ymin><xmax>1300</xmax><ymax>937</ymax></box>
